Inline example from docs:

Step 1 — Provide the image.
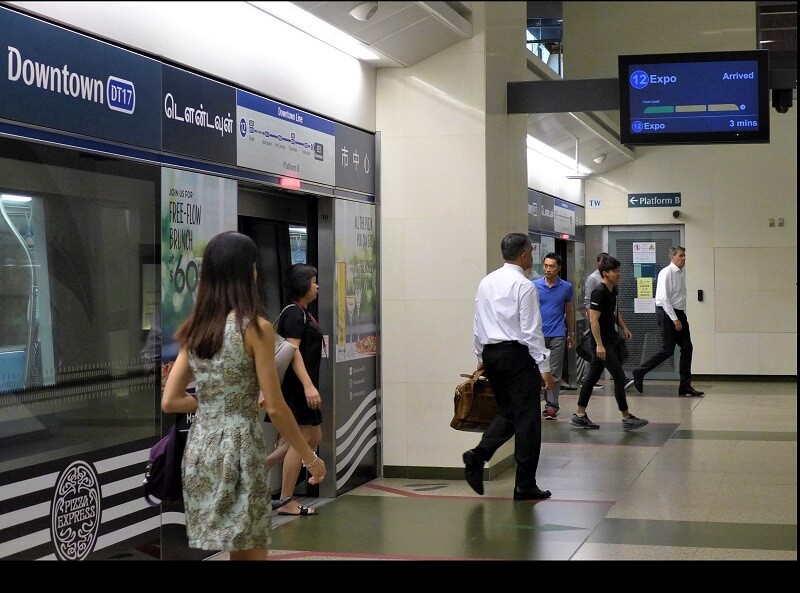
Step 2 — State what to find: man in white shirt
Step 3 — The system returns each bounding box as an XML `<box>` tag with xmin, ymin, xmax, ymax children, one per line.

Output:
<box><xmin>632</xmin><ymin>246</ymin><xmax>704</xmax><ymax>396</ymax></box>
<box><xmin>463</xmin><ymin>233</ymin><xmax>555</xmax><ymax>501</ymax></box>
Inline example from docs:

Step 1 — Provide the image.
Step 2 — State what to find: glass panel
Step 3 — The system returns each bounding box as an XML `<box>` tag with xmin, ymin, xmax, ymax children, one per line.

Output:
<box><xmin>0</xmin><ymin>138</ymin><xmax>160</xmax><ymax>472</ymax></box>
<box><xmin>289</xmin><ymin>225</ymin><xmax>307</xmax><ymax>264</ymax></box>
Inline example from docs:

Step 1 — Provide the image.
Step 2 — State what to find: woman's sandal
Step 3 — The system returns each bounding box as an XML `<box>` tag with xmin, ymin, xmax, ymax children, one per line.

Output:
<box><xmin>277</xmin><ymin>504</ymin><xmax>318</xmax><ymax>516</ymax></box>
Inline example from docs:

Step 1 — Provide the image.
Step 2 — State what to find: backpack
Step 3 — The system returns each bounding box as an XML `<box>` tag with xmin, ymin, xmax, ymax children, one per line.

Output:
<box><xmin>143</xmin><ymin>417</ymin><xmax>188</xmax><ymax>506</ymax></box>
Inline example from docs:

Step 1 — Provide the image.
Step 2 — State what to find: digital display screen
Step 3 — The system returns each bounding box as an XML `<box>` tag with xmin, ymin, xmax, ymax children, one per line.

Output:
<box><xmin>619</xmin><ymin>50</ymin><xmax>770</xmax><ymax>146</ymax></box>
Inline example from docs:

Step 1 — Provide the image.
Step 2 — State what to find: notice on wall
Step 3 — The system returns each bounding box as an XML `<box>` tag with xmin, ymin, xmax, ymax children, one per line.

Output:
<box><xmin>637</xmin><ymin>277</ymin><xmax>654</xmax><ymax>298</ymax></box>
<box><xmin>632</xmin><ymin>242</ymin><xmax>657</xmax><ymax>263</ymax></box>
<box><xmin>634</xmin><ymin>298</ymin><xmax>656</xmax><ymax>314</ymax></box>
<box><xmin>634</xmin><ymin>262</ymin><xmax>658</xmax><ymax>278</ymax></box>
<box><xmin>531</xmin><ymin>242</ymin><xmax>541</xmax><ymax>264</ymax></box>
<box><xmin>160</xmin><ymin>168</ymin><xmax>237</xmax><ymax>362</ymax></box>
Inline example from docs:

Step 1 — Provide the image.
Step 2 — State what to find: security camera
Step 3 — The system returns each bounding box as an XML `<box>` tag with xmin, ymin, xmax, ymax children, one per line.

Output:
<box><xmin>672</xmin><ymin>210</ymin><xmax>681</xmax><ymax>219</ymax></box>
<box><xmin>772</xmin><ymin>88</ymin><xmax>793</xmax><ymax>114</ymax></box>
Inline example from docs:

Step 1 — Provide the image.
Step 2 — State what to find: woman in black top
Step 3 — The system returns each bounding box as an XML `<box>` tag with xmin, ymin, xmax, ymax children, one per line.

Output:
<box><xmin>571</xmin><ymin>255</ymin><xmax>649</xmax><ymax>431</ymax></box>
<box><xmin>267</xmin><ymin>264</ymin><xmax>324</xmax><ymax>515</ymax></box>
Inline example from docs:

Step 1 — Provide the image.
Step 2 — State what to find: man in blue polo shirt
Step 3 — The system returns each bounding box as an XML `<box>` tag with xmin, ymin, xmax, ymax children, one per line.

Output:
<box><xmin>533</xmin><ymin>253</ymin><xmax>574</xmax><ymax>419</ymax></box>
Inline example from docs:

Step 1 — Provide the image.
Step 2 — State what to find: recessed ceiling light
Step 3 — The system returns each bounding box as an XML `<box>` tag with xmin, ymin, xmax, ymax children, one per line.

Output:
<box><xmin>349</xmin><ymin>2</ymin><xmax>379</xmax><ymax>22</ymax></box>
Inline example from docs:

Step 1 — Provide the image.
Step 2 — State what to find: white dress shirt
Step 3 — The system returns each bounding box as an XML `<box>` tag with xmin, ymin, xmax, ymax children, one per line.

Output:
<box><xmin>473</xmin><ymin>263</ymin><xmax>551</xmax><ymax>372</ymax></box>
<box><xmin>655</xmin><ymin>261</ymin><xmax>686</xmax><ymax>321</ymax></box>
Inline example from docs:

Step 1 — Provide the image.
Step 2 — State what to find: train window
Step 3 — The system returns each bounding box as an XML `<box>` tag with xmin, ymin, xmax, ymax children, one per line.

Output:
<box><xmin>289</xmin><ymin>225</ymin><xmax>307</xmax><ymax>264</ymax></box>
<box><xmin>0</xmin><ymin>137</ymin><xmax>160</xmax><ymax>472</ymax></box>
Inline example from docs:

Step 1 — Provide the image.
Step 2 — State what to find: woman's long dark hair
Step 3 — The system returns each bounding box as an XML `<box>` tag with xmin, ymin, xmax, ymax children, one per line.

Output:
<box><xmin>174</xmin><ymin>231</ymin><xmax>264</xmax><ymax>359</ymax></box>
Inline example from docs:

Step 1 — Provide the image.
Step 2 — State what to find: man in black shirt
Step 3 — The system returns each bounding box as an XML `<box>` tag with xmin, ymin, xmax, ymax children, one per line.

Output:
<box><xmin>571</xmin><ymin>255</ymin><xmax>649</xmax><ymax>431</ymax></box>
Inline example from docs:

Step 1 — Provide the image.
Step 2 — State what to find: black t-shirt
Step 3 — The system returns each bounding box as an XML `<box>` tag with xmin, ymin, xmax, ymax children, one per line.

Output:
<box><xmin>268</xmin><ymin>303</ymin><xmax>324</xmax><ymax>426</ymax></box>
<box><xmin>589</xmin><ymin>283</ymin><xmax>618</xmax><ymax>343</ymax></box>
<box><xmin>276</xmin><ymin>304</ymin><xmax>322</xmax><ymax>389</ymax></box>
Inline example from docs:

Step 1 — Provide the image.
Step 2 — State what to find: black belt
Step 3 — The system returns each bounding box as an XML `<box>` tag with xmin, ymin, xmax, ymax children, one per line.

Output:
<box><xmin>488</xmin><ymin>340</ymin><xmax>519</xmax><ymax>347</ymax></box>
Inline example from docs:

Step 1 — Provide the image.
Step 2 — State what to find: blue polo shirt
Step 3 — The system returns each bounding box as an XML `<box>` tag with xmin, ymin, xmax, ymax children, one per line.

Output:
<box><xmin>532</xmin><ymin>276</ymin><xmax>573</xmax><ymax>337</ymax></box>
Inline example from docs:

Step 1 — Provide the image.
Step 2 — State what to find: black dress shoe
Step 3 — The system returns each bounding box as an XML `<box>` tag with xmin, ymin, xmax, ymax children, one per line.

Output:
<box><xmin>463</xmin><ymin>450</ymin><xmax>484</xmax><ymax>495</ymax></box>
<box><xmin>679</xmin><ymin>387</ymin><xmax>705</xmax><ymax>396</ymax></box>
<box><xmin>513</xmin><ymin>486</ymin><xmax>552</xmax><ymax>501</ymax></box>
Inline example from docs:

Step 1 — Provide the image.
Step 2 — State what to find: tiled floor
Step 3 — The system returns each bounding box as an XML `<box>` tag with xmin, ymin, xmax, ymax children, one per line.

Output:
<box><xmin>210</xmin><ymin>379</ymin><xmax>797</xmax><ymax>561</ymax></box>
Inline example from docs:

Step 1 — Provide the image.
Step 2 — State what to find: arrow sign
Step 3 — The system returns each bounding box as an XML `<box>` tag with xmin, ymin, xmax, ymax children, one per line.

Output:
<box><xmin>628</xmin><ymin>193</ymin><xmax>681</xmax><ymax>208</ymax></box>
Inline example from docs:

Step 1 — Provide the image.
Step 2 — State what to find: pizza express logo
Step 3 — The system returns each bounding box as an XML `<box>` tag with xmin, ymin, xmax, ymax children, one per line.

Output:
<box><xmin>7</xmin><ymin>46</ymin><xmax>136</xmax><ymax>114</ymax></box>
<box><xmin>51</xmin><ymin>460</ymin><xmax>102</xmax><ymax>561</ymax></box>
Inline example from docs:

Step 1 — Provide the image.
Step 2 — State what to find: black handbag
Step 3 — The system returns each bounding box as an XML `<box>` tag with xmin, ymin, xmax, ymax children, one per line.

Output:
<box><xmin>143</xmin><ymin>415</ymin><xmax>189</xmax><ymax>506</ymax></box>
<box><xmin>576</xmin><ymin>328</ymin><xmax>594</xmax><ymax>361</ymax></box>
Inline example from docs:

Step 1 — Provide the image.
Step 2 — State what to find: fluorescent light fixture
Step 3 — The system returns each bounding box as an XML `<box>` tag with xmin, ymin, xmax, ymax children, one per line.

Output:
<box><xmin>248</xmin><ymin>2</ymin><xmax>380</xmax><ymax>61</ymax></box>
<box><xmin>526</xmin><ymin>136</ymin><xmax>591</xmax><ymax>175</ymax></box>
<box><xmin>1</xmin><ymin>193</ymin><xmax>32</xmax><ymax>203</ymax></box>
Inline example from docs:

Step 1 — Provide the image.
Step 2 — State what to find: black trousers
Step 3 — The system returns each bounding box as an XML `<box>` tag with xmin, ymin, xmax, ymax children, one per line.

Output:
<box><xmin>475</xmin><ymin>342</ymin><xmax>542</xmax><ymax>491</ymax></box>
<box><xmin>578</xmin><ymin>344</ymin><xmax>629</xmax><ymax>412</ymax></box>
<box><xmin>637</xmin><ymin>307</ymin><xmax>693</xmax><ymax>390</ymax></box>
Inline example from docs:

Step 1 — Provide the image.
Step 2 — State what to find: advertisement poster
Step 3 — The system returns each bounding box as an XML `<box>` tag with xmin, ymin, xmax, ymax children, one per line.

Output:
<box><xmin>333</xmin><ymin>199</ymin><xmax>378</xmax><ymax>492</ymax></box>
<box><xmin>335</xmin><ymin>202</ymin><xmax>378</xmax><ymax>362</ymax></box>
<box><xmin>160</xmin><ymin>168</ymin><xmax>237</xmax><ymax>367</ymax></box>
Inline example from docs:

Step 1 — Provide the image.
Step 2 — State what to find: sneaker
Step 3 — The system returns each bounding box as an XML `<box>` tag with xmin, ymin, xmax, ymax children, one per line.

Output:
<box><xmin>624</xmin><ymin>377</ymin><xmax>635</xmax><ymax>390</ymax></box>
<box><xmin>632</xmin><ymin>370</ymin><xmax>644</xmax><ymax>393</ymax></box>
<box><xmin>570</xmin><ymin>413</ymin><xmax>599</xmax><ymax>429</ymax></box>
<box><xmin>592</xmin><ymin>384</ymin><xmax>604</xmax><ymax>390</ymax></box>
<box><xmin>622</xmin><ymin>415</ymin><xmax>649</xmax><ymax>431</ymax></box>
<box><xmin>543</xmin><ymin>408</ymin><xmax>558</xmax><ymax>420</ymax></box>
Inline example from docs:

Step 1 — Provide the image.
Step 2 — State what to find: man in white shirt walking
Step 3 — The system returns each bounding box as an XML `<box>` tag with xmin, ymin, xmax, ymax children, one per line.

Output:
<box><xmin>463</xmin><ymin>233</ymin><xmax>556</xmax><ymax>501</ymax></box>
<box><xmin>632</xmin><ymin>246</ymin><xmax>704</xmax><ymax>396</ymax></box>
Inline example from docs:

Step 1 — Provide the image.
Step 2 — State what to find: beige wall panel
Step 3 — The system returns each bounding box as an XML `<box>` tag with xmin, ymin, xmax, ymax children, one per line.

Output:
<box><xmin>381</xmin><ymin>219</ymin><xmax>407</xmax><ymax>301</ymax></box>
<box><xmin>404</xmin><ymin>136</ymin><xmax>487</xmax><ymax>219</ymax></box>
<box><xmin>564</xmin><ymin>2</ymin><xmax>756</xmax><ymax>80</ymax></box>
<box><xmin>405</xmin><ymin>300</ymin><xmax>476</xmax><ymax>384</ymax></box>
<box><xmin>715</xmin><ymin>248</ymin><xmax>797</xmax><ymax>291</ymax></box>
<box><xmin>716</xmin><ymin>289</ymin><xmax>797</xmax><ymax>334</ymax></box>
<box><xmin>403</xmin><ymin>217</ymin><xmax>486</xmax><ymax>301</ymax></box>
<box><xmin>380</xmin><ymin>381</ymin><xmax>408</xmax><ymax>467</ymax></box>
<box><xmin>380</xmin><ymin>299</ymin><xmax>408</xmax><ymax>385</ymax></box>
<box><xmin>757</xmin><ymin>334</ymin><xmax>798</xmax><ymax>375</ymax></box>
<box><xmin>714</xmin><ymin>333</ymin><xmax>762</xmax><ymax>374</ymax></box>
<box><xmin>377</xmin><ymin>135</ymin><xmax>408</xmax><ymax>220</ymax></box>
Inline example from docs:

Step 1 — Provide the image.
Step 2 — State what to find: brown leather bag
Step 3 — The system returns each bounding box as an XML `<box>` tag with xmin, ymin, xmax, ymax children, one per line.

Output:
<box><xmin>450</xmin><ymin>370</ymin><xmax>498</xmax><ymax>432</ymax></box>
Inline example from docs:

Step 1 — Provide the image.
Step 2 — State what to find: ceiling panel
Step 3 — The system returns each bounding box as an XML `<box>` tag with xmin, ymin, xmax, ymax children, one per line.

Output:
<box><xmin>290</xmin><ymin>1</ymin><xmax>470</xmax><ymax>68</ymax></box>
<box><xmin>288</xmin><ymin>2</ymin><xmax>632</xmax><ymax>175</ymax></box>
